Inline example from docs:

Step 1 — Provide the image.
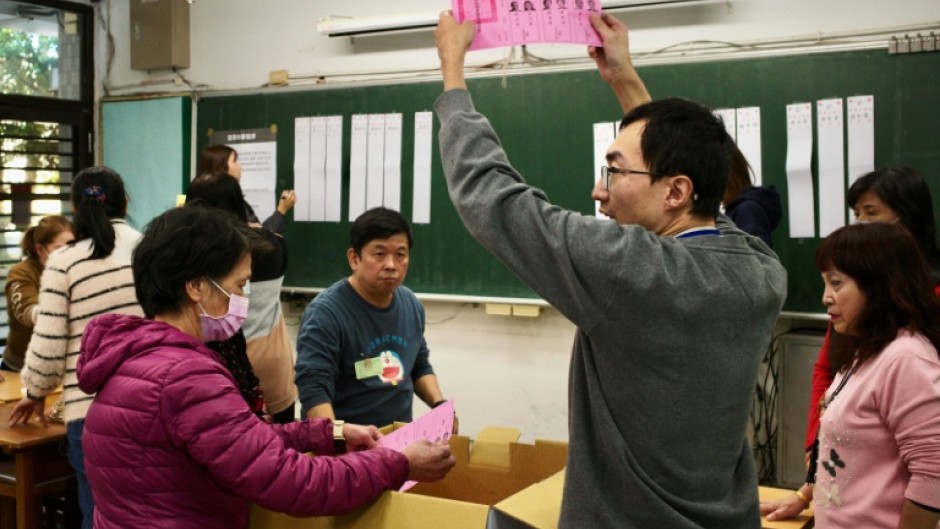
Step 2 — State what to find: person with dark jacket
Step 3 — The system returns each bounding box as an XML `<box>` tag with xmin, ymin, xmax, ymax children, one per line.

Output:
<box><xmin>76</xmin><ymin>205</ymin><xmax>454</xmax><ymax>529</ymax></box>
<box><xmin>723</xmin><ymin>148</ymin><xmax>782</xmax><ymax>248</ymax></box>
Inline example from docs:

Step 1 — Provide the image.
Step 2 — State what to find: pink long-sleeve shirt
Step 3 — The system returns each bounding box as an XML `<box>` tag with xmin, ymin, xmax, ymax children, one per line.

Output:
<box><xmin>814</xmin><ymin>330</ymin><xmax>940</xmax><ymax>528</ymax></box>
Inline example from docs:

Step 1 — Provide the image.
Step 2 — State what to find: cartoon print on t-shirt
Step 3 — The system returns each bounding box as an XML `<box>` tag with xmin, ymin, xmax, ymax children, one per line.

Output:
<box><xmin>815</xmin><ymin>383</ymin><xmax>857</xmax><ymax>513</ymax></box>
<box><xmin>821</xmin><ymin>448</ymin><xmax>845</xmax><ymax>477</ymax></box>
<box><xmin>378</xmin><ymin>350</ymin><xmax>404</xmax><ymax>385</ymax></box>
<box><xmin>819</xmin><ymin>483</ymin><xmax>842</xmax><ymax>508</ymax></box>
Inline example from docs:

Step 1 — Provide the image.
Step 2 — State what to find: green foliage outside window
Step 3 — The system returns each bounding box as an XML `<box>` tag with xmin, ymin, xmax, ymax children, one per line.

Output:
<box><xmin>0</xmin><ymin>27</ymin><xmax>59</xmax><ymax>97</ymax></box>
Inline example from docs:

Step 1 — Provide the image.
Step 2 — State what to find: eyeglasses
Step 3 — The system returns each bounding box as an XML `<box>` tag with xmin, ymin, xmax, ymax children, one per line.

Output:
<box><xmin>600</xmin><ymin>166</ymin><xmax>661</xmax><ymax>189</ymax></box>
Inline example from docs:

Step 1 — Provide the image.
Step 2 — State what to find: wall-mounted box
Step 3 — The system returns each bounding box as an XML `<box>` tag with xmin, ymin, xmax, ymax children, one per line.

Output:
<box><xmin>511</xmin><ymin>305</ymin><xmax>541</xmax><ymax>318</ymax></box>
<box><xmin>130</xmin><ymin>0</ymin><xmax>190</xmax><ymax>71</ymax></box>
<box><xmin>484</xmin><ymin>304</ymin><xmax>512</xmax><ymax>316</ymax></box>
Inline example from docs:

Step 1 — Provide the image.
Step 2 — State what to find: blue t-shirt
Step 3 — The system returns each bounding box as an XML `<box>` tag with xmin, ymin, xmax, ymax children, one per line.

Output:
<box><xmin>294</xmin><ymin>279</ymin><xmax>434</xmax><ymax>426</ymax></box>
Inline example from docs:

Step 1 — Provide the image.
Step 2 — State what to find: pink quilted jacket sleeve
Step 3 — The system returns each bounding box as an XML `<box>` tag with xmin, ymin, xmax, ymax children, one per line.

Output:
<box><xmin>160</xmin><ymin>359</ymin><xmax>409</xmax><ymax>516</ymax></box>
<box><xmin>269</xmin><ymin>417</ymin><xmax>333</xmax><ymax>454</ymax></box>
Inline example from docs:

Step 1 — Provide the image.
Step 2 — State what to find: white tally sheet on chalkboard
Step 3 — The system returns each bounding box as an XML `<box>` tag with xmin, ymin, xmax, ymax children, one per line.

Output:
<box><xmin>847</xmin><ymin>95</ymin><xmax>875</xmax><ymax>189</ymax></box>
<box><xmin>786</xmin><ymin>103</ymin><xmax>815</xmax><ymax>238</ymax></box>
<box><xmin>294</xmin><ymin>115</ymin><xmax>343</xmax><ymax>222</ymax></box>
<box><xmin>817</xmin><ymin>98</ymin><xmax>846</xmax><ymax>237</ymax></box>
<box><xmin>591</xmin><ymin>120</ymin><xmax>617</xmax><ymax>219</ymax></box>
<box><xmin>413</xmin><ymin>112</ymin><xmax>434</xmax><ymax>224</ymax></box>
<box><xmin>294</xmin><ymin>112</ymin><xmax>434</xmax><ymax>225</ymax></box>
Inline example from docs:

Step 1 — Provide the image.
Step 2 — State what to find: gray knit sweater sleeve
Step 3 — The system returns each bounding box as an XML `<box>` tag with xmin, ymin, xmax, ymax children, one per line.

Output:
<box><xmin>436</xmin><ymin>88</ymin><xmax>629</xmax><ymax>330</ymax></box>
<box><xmin>437</xmin><ymin>89</ymin><xmax>787</xmax><ymax>529</ymax></box>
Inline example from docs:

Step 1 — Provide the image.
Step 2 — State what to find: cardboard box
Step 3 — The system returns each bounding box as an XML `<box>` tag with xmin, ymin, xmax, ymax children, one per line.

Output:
<box><xmin>249</xmin><ymin>427</ymin><xmax>568</xmax><ymax>529</ymax></box>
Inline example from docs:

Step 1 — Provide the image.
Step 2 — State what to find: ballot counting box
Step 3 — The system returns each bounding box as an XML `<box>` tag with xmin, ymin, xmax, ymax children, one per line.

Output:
<box><xmin>249</xmin><ymin>426</ymin><xmax>568</xmax><ymax>529</ymax></box>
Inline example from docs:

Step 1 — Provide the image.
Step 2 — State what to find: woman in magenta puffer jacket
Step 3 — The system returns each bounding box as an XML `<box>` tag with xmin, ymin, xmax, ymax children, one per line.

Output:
<box><xmin>76</xmin><ymin>204</ymin><xmax>455</xmax><ymax>529</ymax></box>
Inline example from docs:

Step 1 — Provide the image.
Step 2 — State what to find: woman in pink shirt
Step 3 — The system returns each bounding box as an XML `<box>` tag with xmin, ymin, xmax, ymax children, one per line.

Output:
<box><xmin>771</xmin><ymin>167</ymin><xmax>940</xmax><ymax>518</ymax></box>
<box><xmin>763</xmin><ymin>222</ymin><xmax>940</xmax><ymax>528</ymax></box>
<box><xmin>805</xmin><ymin>167</ymin><xmax>940</xmax><ymax>458</ymax></box>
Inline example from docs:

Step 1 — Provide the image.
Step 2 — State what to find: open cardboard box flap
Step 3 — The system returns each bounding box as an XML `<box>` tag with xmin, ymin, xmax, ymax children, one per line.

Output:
<box><xmin>487</xmin><ymin>470</ymin><xmax>566</xmax><ymax>529</ymax></box>
<box><xmin>249</xmin><ymin>426</ymin><xmax>568</xmax><ymax>529</ymax></box>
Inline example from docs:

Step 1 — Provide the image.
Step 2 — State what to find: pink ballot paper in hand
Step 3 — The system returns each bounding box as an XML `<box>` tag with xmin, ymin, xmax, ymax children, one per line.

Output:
<box><xmin>454</xmin><ymin>0</ymin><xmax>602</xmax><ymax>50</ymax></box>
<box><xmin>378</xmin><ymin>399</ymin><xmax>456</xmax><ymax>492</ymax></box>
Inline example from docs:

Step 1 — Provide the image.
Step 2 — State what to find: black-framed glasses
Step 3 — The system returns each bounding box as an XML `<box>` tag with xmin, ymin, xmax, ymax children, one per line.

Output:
<box><xmin>600</xmin><ymin>166</ymin><xmax>660</xmax><ymax>189</ymax></box>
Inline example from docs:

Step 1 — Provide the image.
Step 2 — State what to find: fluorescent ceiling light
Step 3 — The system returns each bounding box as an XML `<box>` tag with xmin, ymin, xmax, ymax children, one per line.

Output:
<box><xmin>318</xmin><ymin>11</ymin><xmax>439</xmax><ymax>37</ymax></box>
<box><xmin>318</xmin><ymin>0</ymin><xmax>727</xmax><ymax>37</ymax></box>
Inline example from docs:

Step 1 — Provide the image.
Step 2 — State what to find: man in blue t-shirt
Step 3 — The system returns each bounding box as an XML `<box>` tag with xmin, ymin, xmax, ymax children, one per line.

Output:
<box><xmin>295</xmin><ymin>207</ymin><xmax>448</xmax><ymax>427</ymax></box>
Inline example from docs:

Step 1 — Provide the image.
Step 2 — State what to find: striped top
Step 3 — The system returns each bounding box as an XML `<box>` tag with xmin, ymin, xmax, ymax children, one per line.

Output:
<box><xmin>21</xmin><ymin>219</ymin><xmax>143</xmax><ymax>424</ymax></box>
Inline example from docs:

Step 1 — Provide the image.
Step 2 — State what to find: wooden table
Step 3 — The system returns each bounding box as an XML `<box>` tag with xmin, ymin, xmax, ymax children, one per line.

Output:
<box><xmin>760</xmin><ymin>486</ymin><xmax>814</xmax><ymax>529</ymax></box>
<box><xmin>0</xmin><ymin>370</ymin><xmax>25</xmax><ymax>402</ymax></box>
<box><xmin>0</xmin><ymin>370</ymin><xmax>62</xmax><ymax>403</ymax></box>
<box><xmin>0</xmin><ymin>401</ymin><xmax>75</xmax><ymax>529</ymax></box>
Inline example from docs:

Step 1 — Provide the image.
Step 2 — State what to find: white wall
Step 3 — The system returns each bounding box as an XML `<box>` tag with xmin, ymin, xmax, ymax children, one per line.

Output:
<box><xmin>98</xmin><ymin>0</ymin><xmax>940</xmax><ymax>92</ymax></box>
<box><xmin>284</xmin><ymin>300</ymin><xmax>574</xmax><ymax>442</ymax></box>
<box><xmin>94</xmin><ymin>0</ymin><xmax>925</xmax><ymax>442</ymax></box>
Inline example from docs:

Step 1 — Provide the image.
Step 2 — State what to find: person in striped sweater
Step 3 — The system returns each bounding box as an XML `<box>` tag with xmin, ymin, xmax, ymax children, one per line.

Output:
<box><xmin>8</xmin><ymin>166</ymin><xmax>143</xmax><ymax>529</ymax></box>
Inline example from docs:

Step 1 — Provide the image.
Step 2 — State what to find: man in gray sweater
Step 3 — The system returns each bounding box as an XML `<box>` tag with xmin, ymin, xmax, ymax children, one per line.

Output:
<box><xmin>434</xmin><ymin>11</ymin><xmax>786</xmax><ymax>529</ymax></box>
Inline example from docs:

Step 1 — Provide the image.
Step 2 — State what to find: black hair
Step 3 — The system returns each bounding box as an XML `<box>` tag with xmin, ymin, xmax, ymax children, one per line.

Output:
<box><xmin>133</xmin><ymin>204</ymin><xmax>256</xmax><ymax>318</ymax></box>
<box><xmin>722</xmin><ymin>145</ymin><xmax>754</xmax><ymax>206</ymax></box>
<box><xmin>816</xmin><ymin>222</ymin><xmax>940</xmax><ymax>371</ymax></box>
<box><xmin>185</xmin><ymin>171</ymin><xmax>250</xmax><ymax>223</ymax></box>
<box><xmin>620</xmin><ymin>98</ymin><xmax>733</xmax><ymax>218</ymax></box>
<box><xmin>198</xmin><ymin>144</ymin><xmax>236</xmax><ymax>176</ymax></box>
<box><xmin>846</xmin><ymin>166</ymin><xmax>940</xmax><ymax>271</ymax></box>
<box><xmin>71</xmin><ymin>166</ymin><xmax>128</xmax><ymax>259</ymax></box>
<box><xmin>350</xmin><ymin>207</ymin><xmax>413</xmax><ymax>254</ymax></box>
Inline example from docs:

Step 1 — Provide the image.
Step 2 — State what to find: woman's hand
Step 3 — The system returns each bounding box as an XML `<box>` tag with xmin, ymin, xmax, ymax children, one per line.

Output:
<box><xmin>342</xmin><ymin>423</ymin><xmax>382</xmax><ymax>451</ymax></box>
<box><xmin>759</xmin><ymin>492</ymin><xmax>809</xmax><ymax>521</ymax></box>
<box><xmin>277</xmin><ymin>190</ymin><xmax>296</xmax><ymax>215</ymax></box>
<box><xmin>8</xmin><ymin>396</ymin><xmax>46</xmax><ymax>427</ymax></box>
<box><xmin>402</xmin><ymin>439</ymin><xmax>456</xmax><ymax>482</ymax></box>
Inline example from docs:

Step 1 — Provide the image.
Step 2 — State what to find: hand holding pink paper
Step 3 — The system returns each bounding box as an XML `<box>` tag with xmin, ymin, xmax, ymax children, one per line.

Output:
<box><xmin>378</xmin><ymin>400</ymin><xmax>457</xmax><ymax>491</ymax></box>
<box><xmin>453</xmin><ymin>0</ymin><xmax>602</xmax><ymax>50</ymax></box>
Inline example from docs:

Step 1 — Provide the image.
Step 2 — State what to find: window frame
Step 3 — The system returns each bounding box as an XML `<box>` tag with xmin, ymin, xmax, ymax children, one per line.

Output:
<box><xmin>0</xmin><ymin>0</ymin><xmax>95</xmax><ymax>350</ymax></box>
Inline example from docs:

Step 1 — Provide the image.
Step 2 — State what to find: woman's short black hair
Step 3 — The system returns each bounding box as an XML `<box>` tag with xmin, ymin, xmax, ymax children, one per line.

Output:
<box><xmin>185</xmin><ymin>171</ymin><xmax>249</xmax><ymax>223</ymax></box>
<box><xmin>846</xmin><ymin>166</ymin><xmax>940</xmax><ymax>270</ymax></box>
<box><xmin>133</xmin><ymin>204</ymin><xmax>254</xmax><ymax>318</ymax></box>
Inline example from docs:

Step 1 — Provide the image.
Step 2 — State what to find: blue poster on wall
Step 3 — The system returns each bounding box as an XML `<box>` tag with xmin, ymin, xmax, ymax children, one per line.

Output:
<box><xmin>102</xmin><ymin>96</ymin><xmax>191</xmax><ymax>231</ymax></box>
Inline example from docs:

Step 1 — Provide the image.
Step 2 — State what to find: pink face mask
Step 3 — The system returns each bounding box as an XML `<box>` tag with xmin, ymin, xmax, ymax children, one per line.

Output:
<box><xmin>198</xmin><ymin>278</ymin><xmax>249</xmax><ymax>342</ymax></box>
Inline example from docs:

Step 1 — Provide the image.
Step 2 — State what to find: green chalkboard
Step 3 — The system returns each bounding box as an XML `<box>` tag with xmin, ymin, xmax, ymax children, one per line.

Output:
<box><xmin>196</xmin><ymin>49</ymin><xmax>940</xmax><ymax>313</ymax></box>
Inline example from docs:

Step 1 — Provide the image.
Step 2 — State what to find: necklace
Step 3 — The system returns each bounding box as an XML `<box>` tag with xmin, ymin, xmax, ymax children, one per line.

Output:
<box><xmin>807</xmin><ymin>361</ymin><xmax>857</xmax><ymax>485</ymax></box>
<box><xmin>821</xmin><ymin>363</ymin><xmax>855</xmax><ymax>412</ymax></box>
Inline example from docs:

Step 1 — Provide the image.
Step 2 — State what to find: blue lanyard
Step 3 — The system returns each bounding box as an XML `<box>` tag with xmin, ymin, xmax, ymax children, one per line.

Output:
<box><xmin>675</xmin><ymin>228</ymin><xmax>721</xmax><ymax>239</ymax></box>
